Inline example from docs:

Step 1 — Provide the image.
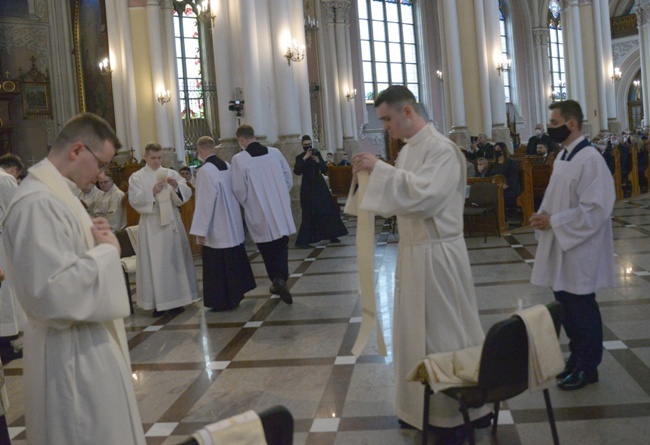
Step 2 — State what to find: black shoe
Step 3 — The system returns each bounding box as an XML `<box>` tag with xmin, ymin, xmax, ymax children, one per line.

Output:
<box><xmin>430</xmin><ymin>424</ymin><xmax>468</xmax><ymax>445</ymax></box>
<box><xmin>168</xmin><ymin>307</ymin><xmax>185</xmax><ymax>315</ymax></box>
<box><xmin>273</xmin><ymin>278</ymin><xmax>293</xmax><ymax>305</ymax></box>
<box><xmin>557</xmin><ymin>370</ymin><xmax>598</xmax><ymax>391</ymax></box>
<box><xmin>0</xmin><ymin>349</ymin><xmax>23</xmax><ymax>365</ymax></box>
<box><xmin>152</xmin><ymin>309</ymin><xmax>165</xmax><ymax>317</ymax></box>
<box><xmin>471</xmin><ymin>412</ymin><xmax>493</xmax><ymax>429</ymax></box>
<box><xmin>329</xmin><ymin>238</ymin><xmax>341</xmax><ymax>243</ymax></box>
<box><xmin>556</xmin><ymin>357</ymin><xmax>577</xmax><ymax>380</ymax></box>
<box><xmin>269</xmin><ymin>283</ymin><xmax>278</xmax><ymax>295</ymax></box>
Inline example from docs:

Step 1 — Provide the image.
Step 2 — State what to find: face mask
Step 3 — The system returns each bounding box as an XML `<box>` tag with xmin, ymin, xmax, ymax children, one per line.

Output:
<box><xmin>495</xmin><ymin>150</ymin><xmax>503</xmax><ymax>158</ymax></box>
<box><xmin>303</xmin><ymin>144</ymin><xmax>312</xmax><ymax>151</ymax></box>
<box><xmin>597</xmin><ymin>144</ymin><xmax>607</xmax><ymax>153</ymax></box>
<box><xmin>547</xmin><ymin>124</ymin><xmax>571</xmax><ymax>143</ymax></box>
<box><xmin>535</xmin><ymin>129</ymin><xmax>542</xmax><ymax>137</ymax></box>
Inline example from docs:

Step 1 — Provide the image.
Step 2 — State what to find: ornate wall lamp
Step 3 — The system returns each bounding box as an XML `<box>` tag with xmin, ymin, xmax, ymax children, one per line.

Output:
<box><xmin>345</xmin><ymin>88</ymin><xmax>357</xmax><ymax>102</ymax></box>
<box><xmin>612</xmin><ymin>67</ymin><xmax>622</xmax><ymax>81</ymax></box>
<box><xmin>496</xmin><ymin>55</ymin><xmax>511</xmax><ymax>76</ymax></box>
<box><xmin>198</xmin><ymin>0</ymin><xmax>215</xmax><ymax>25</ymax></box>
<box><xmin>284</xmin><ymin>40</ymin><xmax>305</xmax><ymax>65</ymax></box>
<box><xmin>98</xmin><ymin>58</ymin><xmax>112</xmax><ymax>76</ymax></box>
<box><xmin>436</xmin><ymin>70</ymin><xmax>443</xmax><ymax>82</ymax></box>
<box><xmin>157</xmin><ymin>90</ymin><xmax>171</xmax><ymax>105</ymax></box>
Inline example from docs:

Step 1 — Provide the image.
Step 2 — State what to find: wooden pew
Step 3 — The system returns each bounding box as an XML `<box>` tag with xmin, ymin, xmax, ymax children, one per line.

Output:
<box><xmin>179</xmin><ymin>182</ymin><xmax>200</xmax><ymax>254</ymax></box>
<box><xmin>629</xmin><ymin>144</ymin><xmax>641</xmax><ymax>197</ymax></box>
<box><xmin>467</xmin><ymin>175</ymin><xmax>508</xmax><ymax>234</ymax></box>
<box><xmin>613</xmin><ymin>146</ymin><xmax>623</xmax><ymax>200</ymax></box>
<box><xmin>327</xmin><ymin>165</ymin><xmax>353</xmax><ymax>207</ymax></box>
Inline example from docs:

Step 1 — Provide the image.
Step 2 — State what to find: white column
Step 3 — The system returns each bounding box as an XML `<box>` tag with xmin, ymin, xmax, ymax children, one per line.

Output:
<box><xmin>238</xmin><ymin>0</ymin><xmax>264</xmax><ymax>132</ymax></box>
<box><xmin>474</xmin><ymin>0</ymin><xmax>492</xmax><ymax>134</ymax></box>
<box><xmin>269</xmin><ymin>0</ymin><xmax>302</xmax><ymax>137</ymax></box>
<box><xmin>484</xmin><ymin>0</ymin><xmax>507</xmax><ymax>130</ymax></box>
<box><xmin>291</xmin><ymin>0</ymin><xmax>313</xmax><ymax>137</ymax></box>
<box><xmin>637</xmin><ymin>6</ymin><xmax>650</xmax><ymax>130</ymax></box>
<box><xmin>323</xmin><ymin>2</ymin><xmax>343</xmax><ymax>149</ymax></box>
<box><xmin>440</xmin><ymin>0</ymin><xmax>466</xmax><ymax>131</ymax></box>
<box><xmin>146</xmin><ymin>0</ymin><xmax>172</xmax><ymax>146</ymax></box>
<box><xmin>46</xmin><ymin>0</ymin><xmax>79</xmax><ymax>128</ymax></box>
<box><xmin>213</xmin><ymin>0</ymin><xmax>237</xmax><ymax>140</ymax></box>
<box><xmin>317</xmin><ymin>0</ymin><xmax>335</xmax><ymax>148</ymax></box>
<box><xmin>533</xmin><ymin>28</ymin><xmax>551</xmax><ymax>127</ymax></box>
<box><xmin>591</xmin><ymin>0</ymin><xmax>608</xmax><ymax>129</ymax></box>
<box><xmin>161</xmin><ymin>0</ymin><xmax>184</xmax><ymax>160</ymax></box>
<box><xmin>335</xmin><ymin>7</ymin><xmax>353</xmax><ymax>139</ymax></box>
<box><xmin>344</xmin><ymin>12</ymin><xmax>358</xmax><ymax>140</ymax></box>
<box><xmin>565</xmin><ymin>1</ymin><xmax>587</xmax><ymax>107</ymax></box>
<box><xmin>598</xmin><ymin>0</ymin><xmax>618</xmax><ymax>128</ymax></box>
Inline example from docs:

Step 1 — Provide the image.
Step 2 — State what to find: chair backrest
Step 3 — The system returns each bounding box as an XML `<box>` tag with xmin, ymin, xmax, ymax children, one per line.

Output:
<box><xmin>115</xmin><ymin>226</ymin><xmax>137</xmax><ymax>258</ymax></box>
<box><xmin>328</xmin><ymin>165</ymin><xmax>353</xmax><ymax>197</ymax></box>
<box><xmin>468</xmin><ymin>182</ymin><xmax>499</xmax><ymax>208</ymax></box>
<box><xmin>477</xmin><ymin>302</ymin><xmax>564</xmax><ymax>400</ymax></box>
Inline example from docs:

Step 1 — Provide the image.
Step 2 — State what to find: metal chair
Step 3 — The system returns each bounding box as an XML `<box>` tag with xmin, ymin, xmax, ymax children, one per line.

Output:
<box><xmin>463</xmin><ymin>182</ymin><xmax>501</xmax><ymax>242</ymax></box>
<box><xmin>420</xmin><ymin>302</ymin><xmax>564</xmax><ymax>445</ymax></box>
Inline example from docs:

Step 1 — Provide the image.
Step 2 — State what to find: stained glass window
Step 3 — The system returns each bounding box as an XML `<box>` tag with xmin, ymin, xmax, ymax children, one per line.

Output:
<box><xmin>359</xmin><ymin>0</ymin><xmax>420</xmax><ymax>102</ymax></box>
<box><xmin>548</xmin><ymin>0</ymin><xmax>566</xmax><ymax>102</ymax></box>
<box><xmin>499</xmin><ymin>4</ymin><xmax>511</xmax><ymax>103</ymax></box>
<box><xmin>173</xmin><ymin>1</ymin><xmax>204</xmax><ymax>119</ymax></box>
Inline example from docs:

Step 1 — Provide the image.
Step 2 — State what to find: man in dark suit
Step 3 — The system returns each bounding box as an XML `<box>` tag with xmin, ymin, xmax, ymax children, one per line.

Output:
<box><xmin>476</xmin><ymin>133</ymin><xmax>494</xmax><ymax>159</ymax></box>
<box><xmin>526</xmin><ymin>123</ymin><xmax>556</xmax><ymax>155</ymax></box>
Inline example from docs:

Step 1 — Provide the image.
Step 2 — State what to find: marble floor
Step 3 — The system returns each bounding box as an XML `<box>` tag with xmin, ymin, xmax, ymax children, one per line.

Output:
<box><xmin>4</xmin><ymin>194</ymin><xmax>650</xmax><ymax>444</ymax></box>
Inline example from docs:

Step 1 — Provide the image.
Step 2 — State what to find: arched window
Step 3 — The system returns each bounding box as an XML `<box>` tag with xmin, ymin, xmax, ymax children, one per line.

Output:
<box><xmin>548</xmin><ymin>0</ymin><xmax>566</xmax><ymax>102</ymax></box>
<box><xmin>173</xmin><ymin>1</ymin><xmax>205</xmax><ymax>119</ymax></box>
<box><xmin>357</xmin><ymin>0</ymin><xmax>420</xmax><ymax>102</ymax></box>
<box><xmin>499</xmin><ymin>3</ymin><xmax>511</xmax><ymax>103</ymax></box>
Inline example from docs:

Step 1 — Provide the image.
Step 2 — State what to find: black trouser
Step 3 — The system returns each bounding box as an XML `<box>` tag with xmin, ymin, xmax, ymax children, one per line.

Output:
<box><xmin>256</xmin><ymin>236</ymin><xmax>289</xmax><ymax>282</ymax></box>
<box><xmin>554</xmin><ymin>290</ymin><xmax>603</xmax><ymax>372</ymax></box>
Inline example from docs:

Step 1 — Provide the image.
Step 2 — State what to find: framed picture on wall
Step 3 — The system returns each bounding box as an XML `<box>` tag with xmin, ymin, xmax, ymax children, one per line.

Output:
<box><xmin>21</xmin><ymin>81</ymin><xmax>52</xmax><ymax>119</ymax></box>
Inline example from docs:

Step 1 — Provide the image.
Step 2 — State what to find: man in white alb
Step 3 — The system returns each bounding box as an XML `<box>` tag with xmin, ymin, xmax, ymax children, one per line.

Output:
<box><xmin>231</xmin><ymin>124</ymin><xmax>296</xmax><ymax>304</ymax></box>
<box><xmin>78</xmin><ymin>181</ymin><xmax>103</xmax><ymax>216</ymax></box>
<box><xmin>2</xmin><ymin>113</ymin><xmax>145</xmax><ymax>445</ymax></box>
<box><xmin>96</xmin><ymin>171</ymin><xmax>126</xmax><ymax>232</ymax></box>
<box><xmin>128</xmin><ymin>143</ymin><xmax>199</xmax><ymax>316</ymax></box>
<box><xmin>190</xmin><ymin>136</ymin><xmax>255</xmax><ymax>311</ymax></box>
<box><xmin>353</xmin><ymin>85</ymin><xmax>490</xmax><ymax>444</ymax></box>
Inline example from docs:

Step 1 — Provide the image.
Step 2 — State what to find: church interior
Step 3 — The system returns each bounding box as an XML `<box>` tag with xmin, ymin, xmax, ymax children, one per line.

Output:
<box><xmin>2</xmin><ymin>0</ymin><xmax>650</xmax><ymax>444</ymax></box>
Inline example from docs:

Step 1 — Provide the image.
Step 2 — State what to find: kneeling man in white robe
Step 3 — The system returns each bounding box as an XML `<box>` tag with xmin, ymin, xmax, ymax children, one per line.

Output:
<box><xmin>2</xmin><ymin>113</ymin><xmax>145</xmax><ymax>445</ymax></box>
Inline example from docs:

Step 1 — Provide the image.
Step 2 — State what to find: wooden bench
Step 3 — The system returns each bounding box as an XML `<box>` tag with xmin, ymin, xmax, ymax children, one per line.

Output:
<box><xmin>327</xmin><ymin>165</ymin><xmax>353</xmax><ymax>207</ymax></box>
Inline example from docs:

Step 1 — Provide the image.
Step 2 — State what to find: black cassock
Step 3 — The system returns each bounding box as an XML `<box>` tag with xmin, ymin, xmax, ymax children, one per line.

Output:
<box><xmin>294</xmin><ymin>150</ymin><xmax>348</xmax><ymax>245</ymax></box>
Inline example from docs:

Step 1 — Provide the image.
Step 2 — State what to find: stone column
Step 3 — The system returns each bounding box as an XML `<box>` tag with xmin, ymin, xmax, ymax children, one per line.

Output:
<box><xmin>322</xmin><ymin>1</ymin><xmax>343</xmax><ymax>150</ymax></box>
<box><xmin>212</xmin><ymin>0</ymin><xmax>237</xmax><ymax>141</ymax></box>
<box><xmin>637</xmin><ymin>5</ymin><xmax>650</xmax><ymax>131</ymax></box>
<box><xmin>591</xmin><ymin>0</ymin><xmax>608</xmax><ymax>130</ymax></box>
<box><xmin>597</xmin><ymin>0</ymin><xmax>620</xmax><ymax>134</ymax></box>
<box><xmin>484</xmin><ymin>0</ymin><xmax>510</xmax><ymax>147</ymax></box>
<box><xmin>161</xmin><ymin>0</ymin><xmax>184</xmax><ymax>161</ymax></box>
<box><xmin>238</xmin><ymin>0</ymin><xmax>264</xmax><ymax>132</ymax></box>
<box><xmin>146</xmin><ymin>0</ymin><xmax>172</xmax><ymax>146</ymax></box>
<box><xmin>564</xmin><ymin>1</ymin><xmax>587</xmax><ymax>108</ymax></box>
<box><xmin>439</xmin><ymin>0</ymin><xmax>469</xmax><ymax>145</ymax></box>
<box><xmin>533</xmin><ymin>28</ymin><xmax>551</xmax><ymax>127</ymax></box>
<box><xmin>474</xmin><ymin>0</ymin><xmax>492</xmax><ymax>135</ymax></box>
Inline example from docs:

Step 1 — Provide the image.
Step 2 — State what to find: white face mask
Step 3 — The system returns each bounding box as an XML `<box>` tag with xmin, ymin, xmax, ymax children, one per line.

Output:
<box><xmin>597</xmin><ymin>144</ymin><xmax>607</xmax><ymax>153</ymax></box>
<box><xmin>535</xmin><ymin>129</ymin><xmax>542</xmax><ymax>136</ymax></box>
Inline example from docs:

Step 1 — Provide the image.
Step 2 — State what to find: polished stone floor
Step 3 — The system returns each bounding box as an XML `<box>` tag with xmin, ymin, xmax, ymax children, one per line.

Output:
<box><xmin>4</xmin><ymin>194</ymin><xmax>650</xmax><ymax>444</ymax></box>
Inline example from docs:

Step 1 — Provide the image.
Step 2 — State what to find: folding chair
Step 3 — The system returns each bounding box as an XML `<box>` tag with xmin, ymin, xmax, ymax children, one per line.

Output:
<box><xmin>420</xmin><ymin>302</ymin><xmax>564</xmax><ymax>445</ymax></box>
<box><xmin>463</xmin><ymin>182</ymin><xmax>501</xmax><ymax>242</ymax></box>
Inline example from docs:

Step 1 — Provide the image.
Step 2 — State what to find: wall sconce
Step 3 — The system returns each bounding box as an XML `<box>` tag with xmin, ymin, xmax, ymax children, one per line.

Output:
<box><xmin>345</xmin><ymin>88</ymin><xmax>357</xmax><ymax>101</ymax></box>
<box><xmin>304</xmin><ymin>15</ymin><xmax>319</xmax><ymax>34</ymax></box>
<box><xmin>612</xmin><ymin>67</ymin><xmax>622</xmax><ymax>81</ymax></box>
<box><xmin>284</xmin><ymin>40</ymin><xmax>305</xmax><ymax>65</ymax></box>
<box><xmin>197</xmin><ymin>0</ymin><xmax>215</xmax><ymax>24</ymax></box>
<box><xmin>98</xmin><ymin>58</ymin><xmax>112</xmax><ymax>76</ymax></box>
<box><xmin>436</xmin><ymin>70</ymin><xmax>443</xmax><ymax>82</ymax></box>
<box><xmin>496</xmin><ymin>55</ymin><xmax>511</xmax><ymax>76</ymax></box>
<box><xmin>309</xmin><ymin>82</ymin><xmax>320</xmax><ymax>98</ymax></box>
<box><xmin>634</xmin><ymin>79</ymin><xmax>642</xmax><ymax>88</ymax></box>
<box><xmin>157</xmin><ymin>90</ymin><xmax>171</xmax><ymax>105</ymax></box>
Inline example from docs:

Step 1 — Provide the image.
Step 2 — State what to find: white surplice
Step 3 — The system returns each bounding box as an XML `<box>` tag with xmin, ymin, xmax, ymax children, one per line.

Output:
<box><xmin>94</xmin><ymin>183</ymin><xmax>126</xmax><ymax>232</ymax></box>
<box><xmin>0</xmin><ymin>169</ymin><xmax>26</xmax><ymax>336</ymax></box>
<box><xmin>189</xmin><ymin>159</ymin><xmax>244</xmax><ymax>248</ymax></box>
<box><xmin>359</xmin><ymin>123</ymin><xmax>489</xmax><ymax>428</ymax></box>
<box><xmin>230</xmin><ymin>146</ymin><xmax>296</xmax><ymax>243</ymax></box>
<box><xmin>531</xmin><ymin>136</ymin><xmax>616</xmax><ymax>293</ymax></box>
<box><xmin>78</xmin><ymin>185</ymin><xmax>104</xmax><ymax>216</ymax></box>
<box><xmin>128</xmin><ymin>165</ymin><xmax>199</xmax><ymax>311</ymax></box>
<box><xmin>2</xmin><ymin>159</ymin><xmax>145</xmax><ymax>445</ymax></box>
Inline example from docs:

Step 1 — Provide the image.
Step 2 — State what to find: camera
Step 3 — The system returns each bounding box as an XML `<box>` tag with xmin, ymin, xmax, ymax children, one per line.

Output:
<box><xmin>228</xmin><ymin>100</ymin><xmax>245</xmax><ymax>116</ymax></box>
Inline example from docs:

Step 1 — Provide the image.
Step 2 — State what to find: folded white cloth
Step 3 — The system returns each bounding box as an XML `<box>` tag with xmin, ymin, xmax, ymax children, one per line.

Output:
<box><xmin>406</xmin><ymin>345</ymin><xmax>482</xmax><ymax>393</ymax></box>
<box><xmin>514</xmin><ymin>304</ymin><xmax>565</xmax><ymax>392</ymax></box>
<box><xmin>191</xmin><ymin>410</ymin><xmax>267</xmax><ymax>445</ymax></box>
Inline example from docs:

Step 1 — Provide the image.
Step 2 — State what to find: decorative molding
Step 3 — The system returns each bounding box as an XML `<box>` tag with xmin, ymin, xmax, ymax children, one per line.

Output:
<box><xmin>636</xmin><ymin>5</ymin><xmax>648</xmax><ymax>28</ymax></box>
<box><xmin>612</xmin><ymin>39</ymin><xmax>639</xmax><ymax>67</ymax></box>
<box><xmin>359</xmin><ymin>124</ymin><xmax>385</xmax><ymax>146</ymax></box>
<box><xmin>46</xmin><ymin>118</ymin><xmax>56</xmax><ymax>146</ymax></box>
<box><xmin>322</xmin><ymin>0</ymin><xmax>351</xmax><ymax>24</ymax></box>
<box><xmin>532</xmin><ymin>27</ymin><xmax>549</xmax><ymax>47</ymax></box>
<box><xmin>0</xmin><ymin>24</ymin><xmax>50</xmax><ymax>65</ymax></box>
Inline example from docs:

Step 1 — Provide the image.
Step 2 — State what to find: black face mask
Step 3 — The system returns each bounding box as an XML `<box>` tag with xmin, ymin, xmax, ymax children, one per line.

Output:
<box><xmin>547</xmin><ymin>125</ymin><xmax>571</xmax><ymax>144</ymax></box>
<box><xmin>303</xmin><ymin>144</ymin><xmax>312</xmax><ymax>151</ymax></box>
<box><xmin>495</xmin><ymin>150</ymin><xmax>503</xmax><ymax>158</ymax></box>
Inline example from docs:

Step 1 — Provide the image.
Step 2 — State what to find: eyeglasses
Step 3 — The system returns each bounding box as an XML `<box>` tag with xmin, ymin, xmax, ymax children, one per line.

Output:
<box><xmin>83</xmin><ymin>144</ymin><xmax>107</xmax><ymax>170</ymax></box>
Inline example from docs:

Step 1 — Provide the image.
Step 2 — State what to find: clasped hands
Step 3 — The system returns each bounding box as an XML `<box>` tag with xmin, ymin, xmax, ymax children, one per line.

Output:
<box><xmin>529</xmin><ymin>211</ymin><xmax>551</xmax><ymax>231</ymax></box>
<box><xmin>153</xmin><ymin>177</ymin><xmax>178</xmax><ymax>195</ymax></box>
<box><xmin>91</xmin><ymin>217</ymin><xmax>120</xmax><ymax>254</ymax></box>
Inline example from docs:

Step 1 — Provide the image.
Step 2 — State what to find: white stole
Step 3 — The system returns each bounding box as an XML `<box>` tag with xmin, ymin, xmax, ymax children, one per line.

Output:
<box><xmin>344</xmin><ymin>171</ymin><xmax>387</xmax><ymax>357</ymax></box>
<box><xmin>27</xmin><ymin>159</ymin><xmax>132</xmax><ymax>367</ymax></box>
<box><xmin>156</xmin><ymin>168</ymin><xmax>173</xmax><ymax>226</ymax></box>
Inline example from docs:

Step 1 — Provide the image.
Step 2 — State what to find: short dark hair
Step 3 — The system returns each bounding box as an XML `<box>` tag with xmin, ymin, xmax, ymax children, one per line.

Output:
<box><xmin>52</xmin><ymin>113</ymin><xmax>122</xmax><ymax>153</ymax></box>
<box><xmin>0</xmin><ymin>154</ymin><xmax>25</xmax><ymax>174</ymax></box>
<box><xmin>301</xmin><ymin>135</ymin><xmax>312</xmax><ymax>143</ymax></box>
<box><xmin>374</xmin><ymin>85</ymin><xmax>420</xmax><ymax>114</ymax></box>
<box><xmin>549</xmin><ymin>100</ymin><xmax>584</xmax><ymax>130</ymax></box>
<box><xmin>179</xmin><ymin>166</ymin><xmax>191</xmax><ymax>173</ymax></box>
<box><xmin>236</xmin><ymin>124</ymin><xmax>255</xmax><ymax>139</ymax></box>
<box><xmin>145</xmin><ymin>142</ymin><xmax>163</xmax><ymax>153</ymax></box>
<box><xmin>494</xmin><ymin>141</ymin><xmax>510</xmax><ymax>159</ymax></box>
